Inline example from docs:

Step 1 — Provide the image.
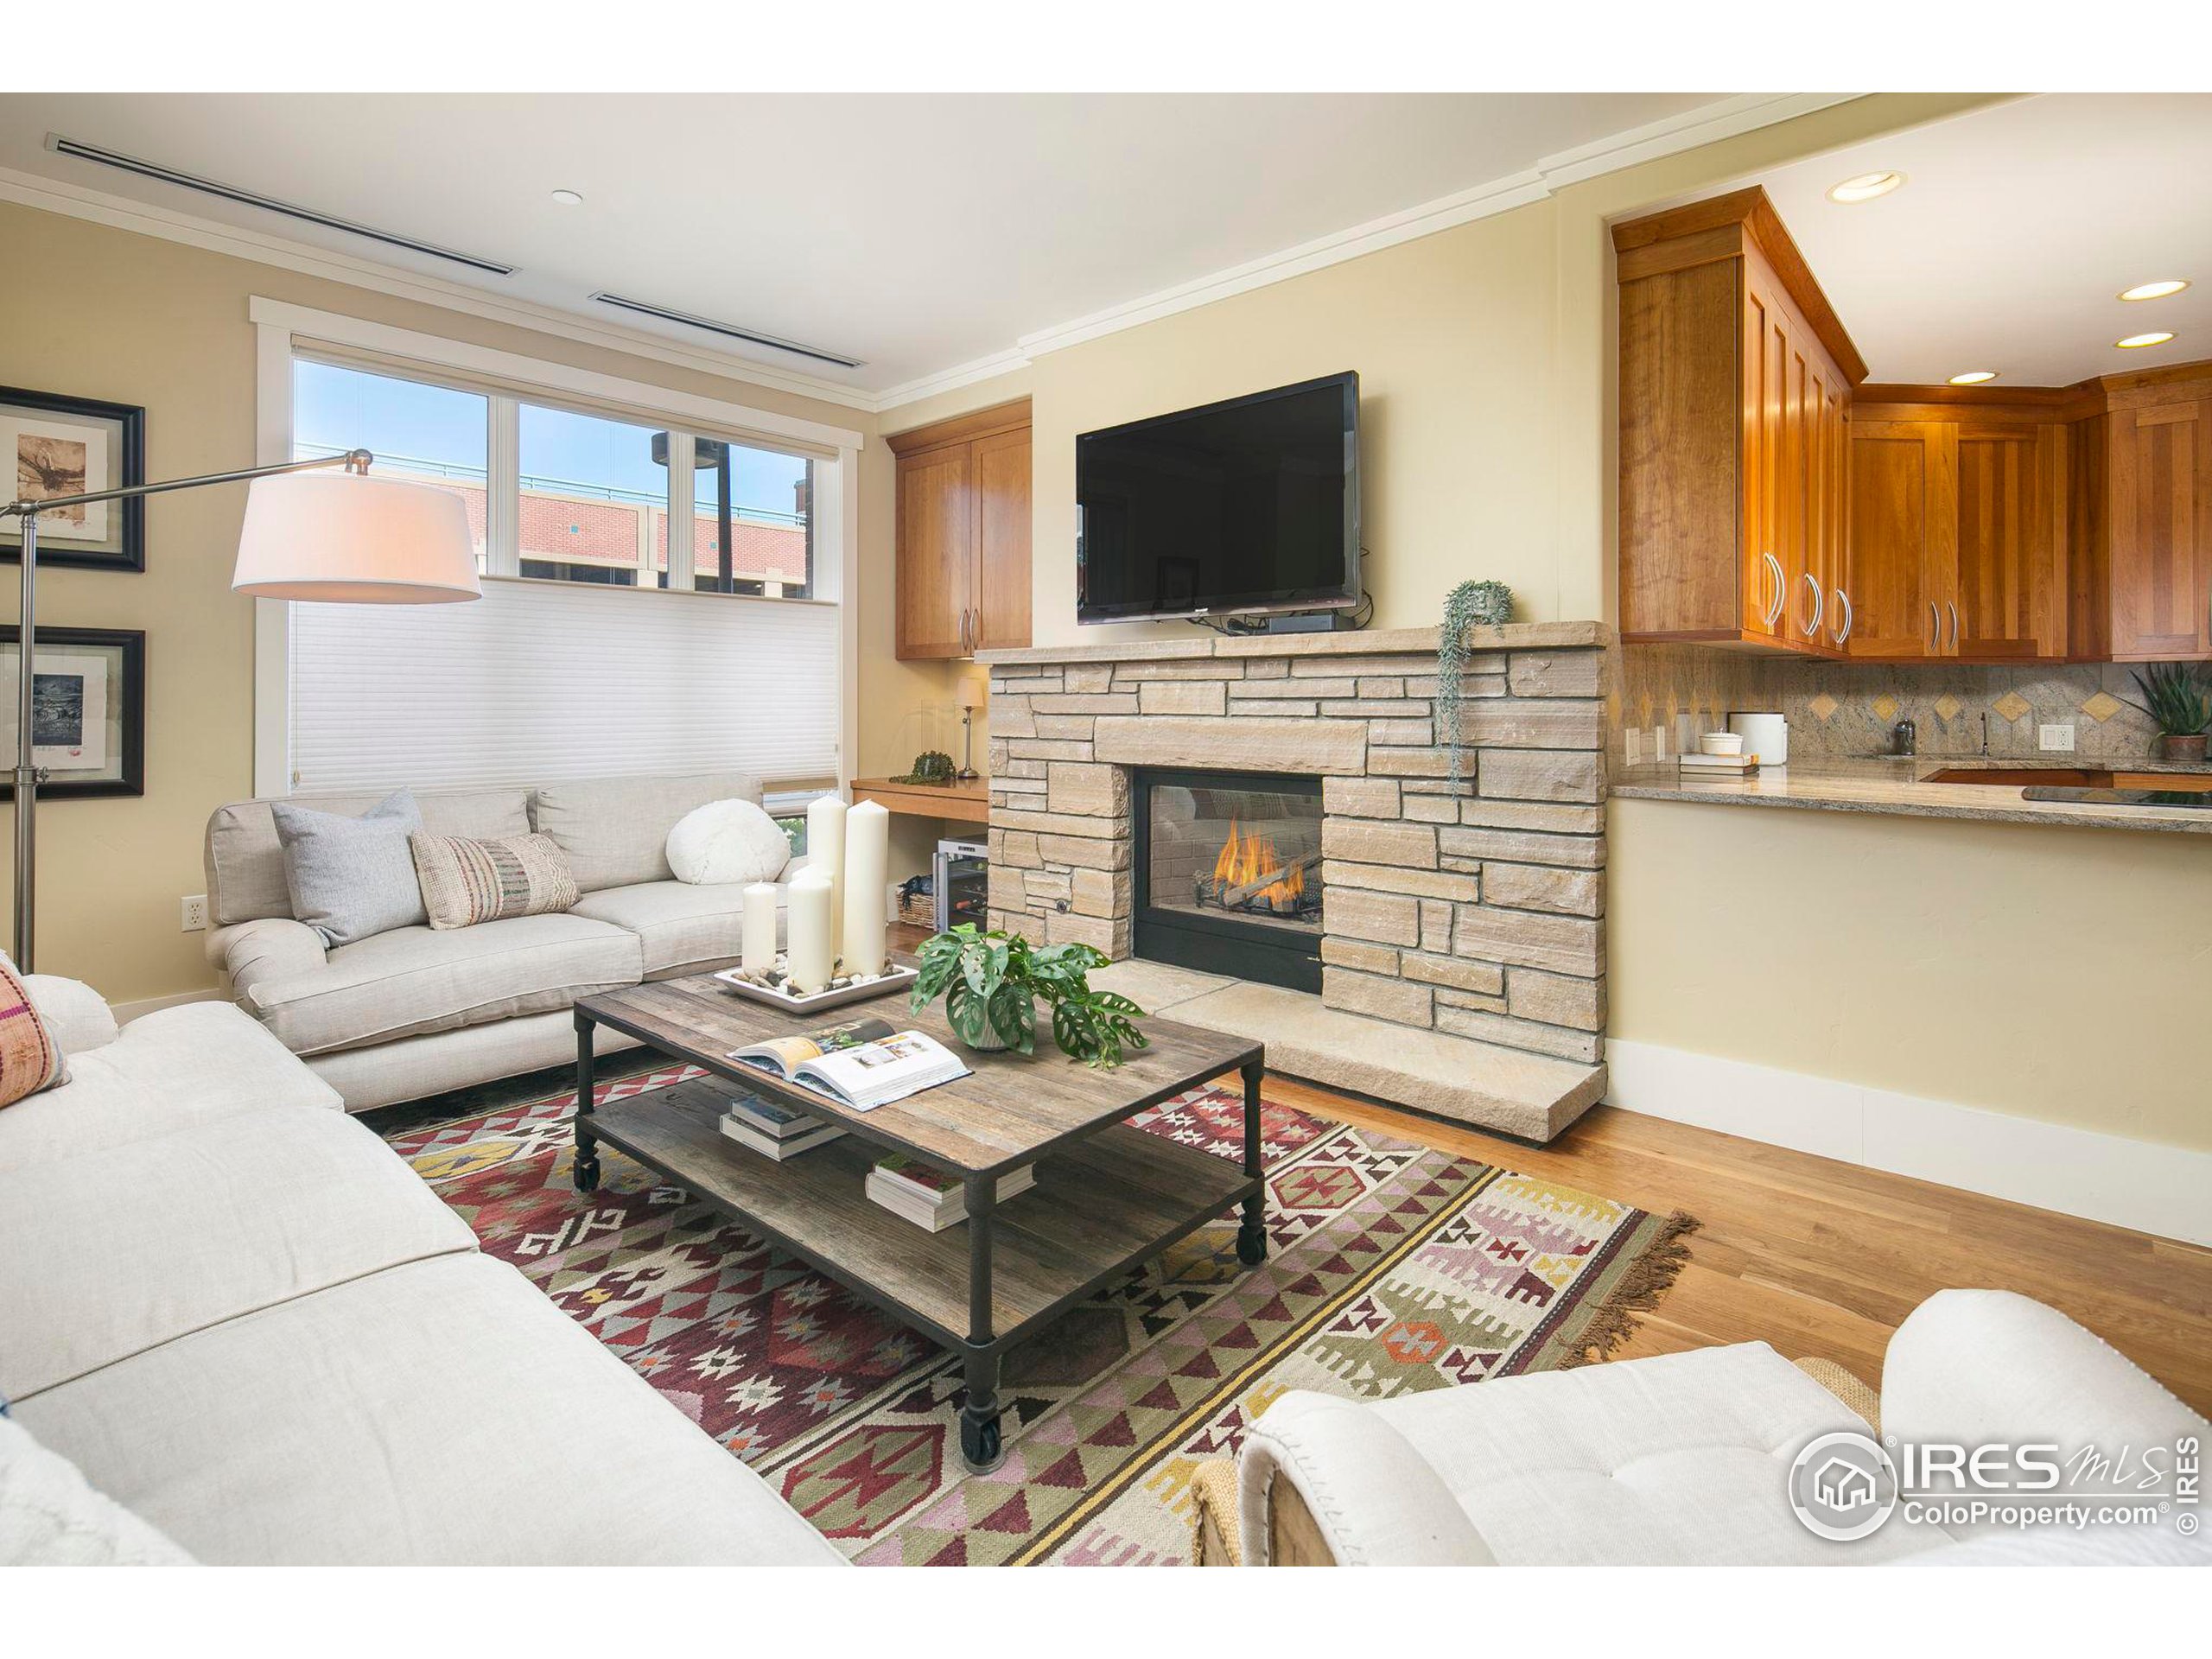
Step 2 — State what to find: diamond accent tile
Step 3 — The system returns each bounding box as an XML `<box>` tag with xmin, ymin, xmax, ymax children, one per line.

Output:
<box><xmin>1807</xmin><ymin>693</ymin><xmax>1840</xmax><ymax>722</ymax></box>
<box><xmin>1872</xmin><ymin>695</ymin><xmax>1899</xmax><ymax>722</ymax></box>
<box><xmin>1933</xmin><ymin>695</ymin><xmax>1963</xmax><ymax>722</ymax></box>
<box><xmin>2081</xmin><ymin>690</ymin><xmax>2125</xmax><ymax>723</ymax></box>
<box><xmin>1992</xmin><ymin>690</ymin><xmax>2032</xmax><ymax>723</ymax></box>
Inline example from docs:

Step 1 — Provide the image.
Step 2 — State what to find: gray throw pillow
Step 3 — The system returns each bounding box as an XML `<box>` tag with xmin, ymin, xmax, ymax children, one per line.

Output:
<box><xmin>270</xmin><ymin>789</ymin><xmax>428</xmax><ymax>947</ymax></box>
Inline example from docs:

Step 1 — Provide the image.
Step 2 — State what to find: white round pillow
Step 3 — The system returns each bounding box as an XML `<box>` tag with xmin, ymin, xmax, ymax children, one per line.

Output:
<box><xmin>665</xmin><ymin>798</ymin><xmax>791</xmax><ymax>886</ymax></box>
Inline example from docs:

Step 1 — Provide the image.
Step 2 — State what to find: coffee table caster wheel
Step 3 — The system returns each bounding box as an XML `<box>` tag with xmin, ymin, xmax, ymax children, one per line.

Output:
<box><xmin>1236</xmin><ymin>1224</ymin><xmax>1268</xmax><ymax>1267</ymax></box>
<box><xmin>960</xmin><ymin>1408</ymin><xmax>1003</xmax><ymax>1474</ymax></box>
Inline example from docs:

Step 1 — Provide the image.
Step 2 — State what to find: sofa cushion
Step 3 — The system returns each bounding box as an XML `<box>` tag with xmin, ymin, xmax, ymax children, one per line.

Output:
<box><xmin>0</xmin><ymin>1104</ymin><xmax>476</xmax><ymax>1402</ymax></box>
<box><xmin>207</xmin><ymin>786</ymin><xmax>531</xmax><ymax>927</ymax></box>
<box><xmin>0</xmin><ymin>954</ymin><xmax>68</xmax><ymax>1106</ymax></box>
<box><xmin>1</xmin><ymin>1418</ymin><xmax>194</xmax><ymax>1567</ymax></box>
<box><xmin>23</xmin><ymin>972</ymin><xmax>120</xmax><ymax>1055</ymax></box>
<box><xmin>531</xmin><ymin>772</ymin><xmax>765</xmax><ymax>893</ymax></box>
<box><xmin>666</xmin><ymin>798</ymin><xmax>791</xmax><ymax>886</ymax></box>
<box><xmin>1365</xmin><ymin>1341</ymin><xmax>1943</xmax><ymax>1566</ymax></box>
<box><xmin>243</xmin><ymin>913</ymin><xmax>641</xmax><ymax>1058</ymax></box>
<box><xmin>411</xmin><ymin>831</ymin><xmax>578</xmax><ymax>930</ymax></box>
<box><xmin>0</xmin><ymin>1002</ymin><xmax>341</xmax><ymax>1172</ymax></box>
<box><xmin>569</xmin><ymin>879</ymin><xmax>787</xmax><ymax>977</ymax></box>
<box><xmin>271</xmin><ymin>789</ymin><xmax>429</xmax><ymax>946</ymax></box>
<box><xmin>16</xmin><ymin>1253</ymin><xmax>846</xmax><ymax>1566</ymax></box>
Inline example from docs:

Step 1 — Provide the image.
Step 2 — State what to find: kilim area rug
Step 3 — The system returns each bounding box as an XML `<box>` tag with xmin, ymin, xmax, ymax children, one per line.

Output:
<box><xmin>382</xmin><ymin>1062</ymin><xmax>1696</xmax><ymax>1565</ymax></box>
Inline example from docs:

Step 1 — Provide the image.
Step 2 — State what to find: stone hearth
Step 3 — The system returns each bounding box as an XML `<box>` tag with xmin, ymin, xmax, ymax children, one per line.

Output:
<box><xmin>981</xmin><ymin>622</ymin><xmax>1611</xmax><ymax>1141</ymax></box>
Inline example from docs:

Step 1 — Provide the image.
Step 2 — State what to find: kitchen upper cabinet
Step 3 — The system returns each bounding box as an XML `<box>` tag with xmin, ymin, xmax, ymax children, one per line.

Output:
<box><xmin>1615</xmin><ymin>188</ymin><xmax>1865</xmax><ymax>655</ymax></box>
<box><xmin>2106</xmin><ymin>396</ymin><xmax>2211</xmax><ymax>659</ymax></box>
<box><xmin>889</xmin><ymin>400</ymin><xmax>1032</xmax><ymax>661</ymax></box>
<box><xmin>1844</xmin><ymin>408</ymin><xmax>2065</xmax><ymax>661</ymax></box>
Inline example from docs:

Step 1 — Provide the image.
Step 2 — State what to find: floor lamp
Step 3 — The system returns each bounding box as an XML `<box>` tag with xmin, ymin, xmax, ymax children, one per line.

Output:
<box><xmin>2</xmin><ymin>448</ymin><xmax>480</xmax><ymax>970</ymax></box>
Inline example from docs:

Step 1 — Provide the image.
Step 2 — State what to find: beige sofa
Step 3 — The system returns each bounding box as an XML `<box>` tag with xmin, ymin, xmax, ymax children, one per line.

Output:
<box><xmin>204</xmin><ymin>771</ymin><xmax>801</xmax><ymax>1111</ymax></box>
<box><xmin>0</xmin><ymin>974</ymin><xmax>842</xmax><ymax>1566</ymax></box>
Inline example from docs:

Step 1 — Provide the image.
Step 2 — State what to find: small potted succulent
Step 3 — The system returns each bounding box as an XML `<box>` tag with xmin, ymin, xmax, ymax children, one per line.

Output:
<box><xmin>910</xmin><ymin>924</ymin><xmax>1148</xmax><ymax>1068</ymax></box>
<box><xmin>2132</xmin><ymin>662</ymin><xmax>2212</xmax><ymax>763</ymax></box>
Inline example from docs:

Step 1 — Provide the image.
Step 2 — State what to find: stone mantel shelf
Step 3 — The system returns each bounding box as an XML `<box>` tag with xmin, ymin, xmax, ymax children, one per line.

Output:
<box><xmin>977</xmin><ymin>620</ymin><xmax>1611</xmax><ymax>668</ymax></box>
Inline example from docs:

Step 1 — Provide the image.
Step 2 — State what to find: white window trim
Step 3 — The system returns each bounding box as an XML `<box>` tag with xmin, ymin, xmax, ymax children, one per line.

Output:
<box><xmin>251</xmin><ymin>296</ymin><xmax>863</xmax><ymax>801</ymax></box>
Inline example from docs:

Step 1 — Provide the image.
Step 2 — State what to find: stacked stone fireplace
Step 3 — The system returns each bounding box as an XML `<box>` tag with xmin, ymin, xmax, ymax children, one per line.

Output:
<box><xmin>982</xmin><ymin>623</ymin><xmax>1611</xmax><ymax>1079</ymax></box>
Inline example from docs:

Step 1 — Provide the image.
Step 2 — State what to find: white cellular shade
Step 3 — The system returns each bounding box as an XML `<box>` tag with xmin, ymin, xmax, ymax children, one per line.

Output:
<box><xmin>235</xmin><ymin>472</ymin><xmax>481</xmax><ymax>603</ymax></box>
<box><xmin>288</xmin><ymin>581</ymin><xmax>838</xmax><ymax>792</ymax></box>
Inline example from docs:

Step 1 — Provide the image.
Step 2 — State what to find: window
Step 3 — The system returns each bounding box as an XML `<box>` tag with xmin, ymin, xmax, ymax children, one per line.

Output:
<box><xmin>274</xmin><ymin>338</ymin><xmax>849</xmax><ymax>798</ymax></box>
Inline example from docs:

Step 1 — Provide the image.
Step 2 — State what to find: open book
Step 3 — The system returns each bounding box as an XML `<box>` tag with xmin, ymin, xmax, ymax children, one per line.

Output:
<box><xmin>728</xmin><ymin>1016</ymin><xmax>970</xmax><ymax>1112</ymax></box>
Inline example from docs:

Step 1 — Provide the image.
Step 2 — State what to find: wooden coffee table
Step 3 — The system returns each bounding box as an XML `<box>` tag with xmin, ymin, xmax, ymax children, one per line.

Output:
<box><xmin>569</xmin><ymin>965</ymin><xmax>1266</xmax><ymax>1472</ymax></box>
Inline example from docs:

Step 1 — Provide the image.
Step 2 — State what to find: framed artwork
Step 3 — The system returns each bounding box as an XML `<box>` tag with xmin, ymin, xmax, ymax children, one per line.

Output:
<box><xmin>1</xmin><ymin>387</ymin><xmax>146</xmax><ymax>573</ymax></box>
<box><xmin>0</xmin><ymin>626</ymin><xmax>145</xmax><ymax>799</ymax></box>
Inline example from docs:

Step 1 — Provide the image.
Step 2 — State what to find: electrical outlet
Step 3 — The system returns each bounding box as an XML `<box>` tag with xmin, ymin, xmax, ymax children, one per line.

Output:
<box><xmin>2037</xmin><ymin>723</ymin><xmax>2075</xmax><ymax>753</ymax></box>
<box><xmin>181</xmin><ymin>894</ymin><xmax>207</xmax><ymax>932</ymax></box>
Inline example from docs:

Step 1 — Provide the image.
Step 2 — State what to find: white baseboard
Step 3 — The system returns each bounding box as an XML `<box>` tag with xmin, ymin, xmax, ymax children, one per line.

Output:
<box><xmin>112</xmin><ymin>988</ymin><xmax>222</xmax><ymax>1024</ymax></box>
<box><xmin>1604</xmin><ymin>1039</ymin><xmax>2212</xmax><ymax>1248</ymax></box>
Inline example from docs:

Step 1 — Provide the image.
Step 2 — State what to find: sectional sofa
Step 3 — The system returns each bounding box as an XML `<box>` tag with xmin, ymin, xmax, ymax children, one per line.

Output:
<box><xmin>0</xmin><ymin>972</ymin><xmax>842</xmax><ymax>1566</ymax></box>
<box><xmin>202</xmin><ymin>770</ymin><xmax>803</xmax><ymax>1110</ymax></box>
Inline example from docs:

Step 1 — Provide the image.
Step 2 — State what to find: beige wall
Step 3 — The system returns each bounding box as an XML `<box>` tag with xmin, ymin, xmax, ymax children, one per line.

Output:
<box><xmin>1610</xmin><ymin>798</ymin><xmax>2212</xmax><ymax>1154</ymax></box>
<box><xmin>0</xmin><ymin>200</ymin><xmax>904</xmax><ymax>1003</ymax></box>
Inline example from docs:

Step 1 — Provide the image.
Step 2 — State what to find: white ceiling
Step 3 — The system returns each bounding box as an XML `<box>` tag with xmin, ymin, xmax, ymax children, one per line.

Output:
<box><xmin>0</xmin><ymin>92</ymin><xmax>1726</xmax><ymax>402</ymax></box>
<box><xmin>1757</xmin><ymin>94</ymin><xmax>2212</xmax><ymax>387</ymax></box>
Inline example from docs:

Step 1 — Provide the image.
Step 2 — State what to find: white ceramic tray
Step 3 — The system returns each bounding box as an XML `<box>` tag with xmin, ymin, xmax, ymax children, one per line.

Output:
<box><xmin>711</xmin><ymin>961</ymin><xmax>918</xmax><ymax>1015</ymax></box>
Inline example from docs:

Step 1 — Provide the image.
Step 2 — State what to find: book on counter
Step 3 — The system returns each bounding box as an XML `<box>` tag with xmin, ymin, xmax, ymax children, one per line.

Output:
<box><xmin>865</xmin><ymin>1153</ymin><xmax>1035</xmax><ymax>1231</ymax></box>
<box><xmin>719</xmin><ymin>1094</ymin><xmax>848</xmax><ymax>1161</ymax></box>
<box><xmin>728</xmin><ymin>1015</ymin><xmax>969</xmax><ymax>1112</ymax></box>
<box><xmin>1678</xmin><ymin>752</ymin><xmax>1760</xmax><ymax>772</ymax></box>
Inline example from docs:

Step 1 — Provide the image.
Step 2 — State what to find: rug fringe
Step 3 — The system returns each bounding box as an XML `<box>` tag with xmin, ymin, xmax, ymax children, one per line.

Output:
<box><xmin>1554</xmin><ymin>1210</ymin><xmax>1702</xmax><ymax>1370</ymax></box>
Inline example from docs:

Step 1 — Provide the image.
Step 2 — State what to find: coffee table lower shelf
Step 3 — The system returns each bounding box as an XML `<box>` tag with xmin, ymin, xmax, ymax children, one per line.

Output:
<box><xmin>578</xmin><ymin>1078</ymin><xmax>1263</xmax><ymax>1469</ymax></box>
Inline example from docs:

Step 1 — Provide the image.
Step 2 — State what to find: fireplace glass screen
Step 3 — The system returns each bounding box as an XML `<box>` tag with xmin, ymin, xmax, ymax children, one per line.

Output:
<box><xmin>1135</xmin><ymin>770</ymin><xmax>1323</xmax><ymax>991</ymax></box>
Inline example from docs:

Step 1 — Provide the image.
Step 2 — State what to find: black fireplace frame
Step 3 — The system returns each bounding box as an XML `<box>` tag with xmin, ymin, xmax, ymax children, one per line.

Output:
<box><xmin>1131</xmin><ymin>766</ymin><xmax>1323</xmax><ymax>994</ymax></box>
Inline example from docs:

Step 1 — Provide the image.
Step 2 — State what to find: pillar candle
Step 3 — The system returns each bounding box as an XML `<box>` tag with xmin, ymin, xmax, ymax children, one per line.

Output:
<box><xmin>785</xmin><ymin>869</ymin><xmax>835</xmax><ymax>995</ymax></box>
<box><xmin>741</xmin><ymin>881</ymin><xmax>778</xmax><ymax>975</ymax></box>
<box><xmin>806</xmin><ymin>794</ymin><xmax>848</xmax><ymax>957</ymax></box>
<box><xmin>840</xmin><ymin>800</ymin><xmax>890</xmax><ymax>979</ymax></box>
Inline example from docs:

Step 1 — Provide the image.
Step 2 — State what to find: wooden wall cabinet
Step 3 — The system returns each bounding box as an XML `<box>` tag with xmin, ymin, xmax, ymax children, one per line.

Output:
<box><xmin>1615</xmin><ymin>188</ymin><xmax>1865</xmax><ymax>656</ymax></box>
<box><xmin>1844</xmin><ymin>405</ymin><xmax>2067</xmax><ymax>661</ymax></box>
<box><xmin>2098</xmin><ymin>392</ymin><xmax>2211</xmax><ymax>659</ymax></box>
<box><xmin>888</xmin><ymin>399</ymin><xmax>1032</xmax><ymax>660</ymax></box>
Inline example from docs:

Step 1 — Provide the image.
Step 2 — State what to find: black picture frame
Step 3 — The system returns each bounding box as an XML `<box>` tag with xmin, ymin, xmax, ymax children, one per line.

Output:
<box><xmin>1</xmin><ymin>626</ymin><xmax>146</xmax><ymax>799</ymax></box>
<box><xmin>1</xmin><ymin>386</ymin><xmax>146</xmax><ymax>573</ymax></box>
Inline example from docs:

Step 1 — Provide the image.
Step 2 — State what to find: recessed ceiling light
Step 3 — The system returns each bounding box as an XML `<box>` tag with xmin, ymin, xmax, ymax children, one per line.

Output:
<box><xmin>550</xmin><ymin>188</ymin><xmax>584</xmax><ymax>206</ymax></box>
<box><xmin>1948</xmin><ymin>371</ymin><xmax>1999</xmax><ymax>385</ymax></box>
<box><xmin>2116</xmin><ymin>332</ymin><xmax>2177</xmax><ymax>349</ymax></box>
<box><xmin>2118</xmin><ymin>279</ymin><xmax>2189</xmax><ymax>302</ymax></box>
<box><xmin>1827</xmin><ymin>170</ymin><xmax>1904</xmax><ymax>204</ymax></box>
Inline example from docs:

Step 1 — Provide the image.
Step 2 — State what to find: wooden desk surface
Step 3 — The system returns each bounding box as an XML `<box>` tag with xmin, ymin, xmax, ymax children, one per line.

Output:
<box><xmin>851</xmin><ymin>775</ymin><xmax>989</xmax><ymax>824</ymax></box>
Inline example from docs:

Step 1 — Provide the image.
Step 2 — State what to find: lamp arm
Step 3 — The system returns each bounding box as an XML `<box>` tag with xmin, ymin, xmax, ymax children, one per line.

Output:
<box><xmin>1</xmin><ymin>448</ymin><xmax>372</xmax><ymax>520</ymax></box>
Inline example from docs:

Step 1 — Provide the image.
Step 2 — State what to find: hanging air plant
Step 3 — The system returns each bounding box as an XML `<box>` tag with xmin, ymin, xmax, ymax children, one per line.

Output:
<box><xmin>1438</xmin><ymin>581</ymin><xmax>1514</xmax><ymax>789</ymax></box>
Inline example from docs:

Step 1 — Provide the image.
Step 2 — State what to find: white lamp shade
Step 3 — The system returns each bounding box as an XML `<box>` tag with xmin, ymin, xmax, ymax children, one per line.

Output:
<box><xmin>232</xmin><ymin>472</ymin><xmax>480</xmax><ymax>603</ymax></box>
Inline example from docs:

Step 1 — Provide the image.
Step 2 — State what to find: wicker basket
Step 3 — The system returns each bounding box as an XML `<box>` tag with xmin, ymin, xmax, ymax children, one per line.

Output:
<box><xmin>897</xmin><ymin>887</ymin><xmax>938</xmax><ymax>929</ymax></box>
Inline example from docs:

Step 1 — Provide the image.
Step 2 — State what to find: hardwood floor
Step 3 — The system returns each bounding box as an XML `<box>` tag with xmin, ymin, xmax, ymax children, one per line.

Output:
<box><xmin>1265</xmin><ymin>1077</ymin><xmax>2212</xmax><ymax>1418</ymax></box>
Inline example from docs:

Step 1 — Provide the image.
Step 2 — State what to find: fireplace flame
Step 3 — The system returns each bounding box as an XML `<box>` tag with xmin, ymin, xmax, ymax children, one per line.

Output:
<box><xmin>1211</xmin><ymin>817</ymin><xmax>1304</xmax><ymax>903</ymax></box>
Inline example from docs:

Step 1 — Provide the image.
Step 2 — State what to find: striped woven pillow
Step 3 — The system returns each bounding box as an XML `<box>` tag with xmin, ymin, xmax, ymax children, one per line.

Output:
<box><xmin>409</xmin><ymin>832</ymin><xmax>579</xmax><ymax>931</ymax></box>
<box><xmin>0</xmin><ymin>955</ymin><xmax>67</xmax><ymax>1108</ymax></box>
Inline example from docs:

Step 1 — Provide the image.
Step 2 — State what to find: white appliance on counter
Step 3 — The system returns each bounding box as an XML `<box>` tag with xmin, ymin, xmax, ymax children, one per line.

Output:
<box><xmin>1727</xmin><ymin>711</ymin><xmax>1789</xmax><ymax>768</ymax></box>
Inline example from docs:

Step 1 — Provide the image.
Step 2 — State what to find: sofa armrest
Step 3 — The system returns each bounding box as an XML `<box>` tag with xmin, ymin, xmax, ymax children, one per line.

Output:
<box><xmin>1236</xmin><ymin>1391</ymin><xmax>1495</xmax><ymax>1566</ymax></box>
<box><xmin>23</xmin><ymin>974</ymin><xmax>121</xmax><ymax>1053</ymax></box>
<box><xmin>1883</xmin><ymin>1289</ymin><xmax>2207</xmax><ymax>1466</ymax></box>
<box><xmin>207</xmin><ymin>918</ymin><xmax>327</xmax><ymax>1005</ymax></box>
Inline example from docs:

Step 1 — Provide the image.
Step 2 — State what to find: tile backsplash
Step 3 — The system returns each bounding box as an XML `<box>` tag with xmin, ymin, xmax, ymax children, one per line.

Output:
<box><xmin>1613</xmin><ymin>645</ymin><xmax>2170</xmax><ymax>763</ymax></box>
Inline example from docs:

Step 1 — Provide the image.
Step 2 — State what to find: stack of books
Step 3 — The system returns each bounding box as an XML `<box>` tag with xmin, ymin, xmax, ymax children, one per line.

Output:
<box><xmin>1678</xmin><ymin>752</ymin><xmax>1760</xmax><ymax>775</ymax></box>
<box><xmin>865</xmin><ymin>1154</ymin><xmax>1035</xmax><ymax>1231</ymax></box>
<box><xmin>719</xmin><ymin>1095</ymin><xmax>847</xmax><ymax>1161</ymax></box>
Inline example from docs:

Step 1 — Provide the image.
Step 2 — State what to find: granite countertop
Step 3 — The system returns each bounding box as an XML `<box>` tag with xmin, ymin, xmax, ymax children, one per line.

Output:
<box><xmin>1611</xmin><ymin>754</ymin><xmax>2212</xmax><ymax>835</ymax></box>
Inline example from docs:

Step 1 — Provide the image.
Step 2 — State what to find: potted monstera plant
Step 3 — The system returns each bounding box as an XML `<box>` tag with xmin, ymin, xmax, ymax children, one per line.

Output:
<box><xmin>2133</xmin><ymin>662</ymin><xmax>2211</xmax><ymax>763</ymax></box>
<box><xmin>909</xmin><ymin>924</ymin><xmax>1148</xmax><ymax>1068</ymax></box>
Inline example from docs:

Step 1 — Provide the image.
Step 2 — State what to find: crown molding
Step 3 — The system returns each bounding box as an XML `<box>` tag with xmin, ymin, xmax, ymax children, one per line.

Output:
<box><xmin>877</xmin><ymin>93</ymin><xmax>1865</xmax><ymax>414</ymax></box>
<box><xmin>0</xmin><ymin>162</ymin><xmax>879</xmax><ymax>414</ymax></box>
<box><xmin>3</xmin><ymin>93</ymin><xmax>1863</xmax><ymax>422</ymax></box>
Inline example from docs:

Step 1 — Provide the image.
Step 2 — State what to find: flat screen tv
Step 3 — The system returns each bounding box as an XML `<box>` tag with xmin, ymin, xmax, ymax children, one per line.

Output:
<box><xmin>1076</xmin><ymin>371</ymin><xmax>1359</xmax><ymax>625</ymax></box>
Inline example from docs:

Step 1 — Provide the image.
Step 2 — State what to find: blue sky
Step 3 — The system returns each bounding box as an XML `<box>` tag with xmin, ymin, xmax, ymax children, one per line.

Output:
<box><xmin>294</xmin><ymin>359</ymin><xmax>808</xmax><ymax>518</ymax></box>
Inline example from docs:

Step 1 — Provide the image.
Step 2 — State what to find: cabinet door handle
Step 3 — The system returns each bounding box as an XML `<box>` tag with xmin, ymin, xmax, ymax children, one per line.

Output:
<box><xmin>1832</xmin><ymin>588</ymin><xmax>1853</xmax><ymax>646</ymax></box>
<box><xmin>962</xmin><ymin>607</ymin><xmax>973</xmax><ymax>655</ymax></box>
<box><xmin>1929</xmin><ymin>601</ymin><xmax>1941</xmax><ymax>652</ymax></box>
<box><xmin>1946</xmin><ymin>601</ymin><xmax>1960</xmax><ymax>652</ymax></box>
<box><xmin>1761</xmin><ymin>553</ymin><xmax>1786</xmax><ymax>626</ymax></box>
<box><xmin>1799</xmin><ymin>573</ymin><xmax>1823</xmax><ymax>638</ymax></box>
